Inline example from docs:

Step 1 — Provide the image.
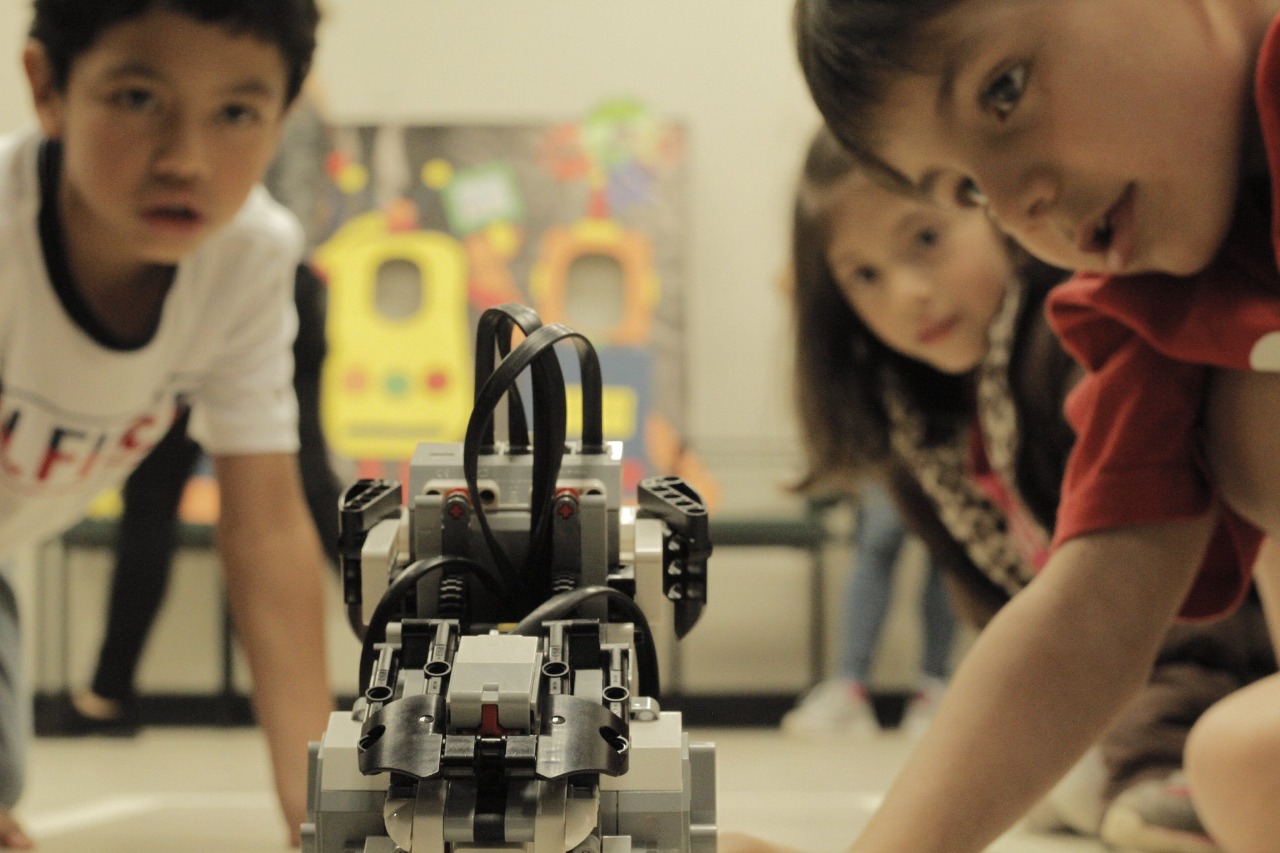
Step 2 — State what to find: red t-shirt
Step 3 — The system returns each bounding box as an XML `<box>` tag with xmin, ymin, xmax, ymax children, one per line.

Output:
<box><xmin>1044</xmin><ymin>14</ymin><xmax>1280</xmax><ymax>620</ymax></box>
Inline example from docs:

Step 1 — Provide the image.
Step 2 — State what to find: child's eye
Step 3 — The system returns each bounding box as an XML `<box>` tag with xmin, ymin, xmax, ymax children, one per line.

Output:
<box><xmin>112</xmin><ymin>88</ymin><xmax>157</xmax><ymax>112</ymax></box>
<box><xmin>219</xmin><ymin>103</ymin><xmax>262</xmax><ymax>126</ymax></box>
<box><xmin>981</xmin><ymin>62</ymin><xmax>1027</xmax><ymax>120</ymax></box>
<box><xmin>851</xmin><ymin>266</ymin><xmax>880</xmax><ymax>287</ymax></box>
<box><xmin>956</xmin><ymin>177</ymin><xmax>989</xmax><ymax>208</ymax></box>
<box><xmin>914</xmin><ymin>226</ymin><xmax>942</xmax><ymax>251</ymax></box>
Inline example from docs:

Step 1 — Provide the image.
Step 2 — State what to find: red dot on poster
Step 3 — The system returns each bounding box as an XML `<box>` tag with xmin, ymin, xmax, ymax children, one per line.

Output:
<box><xmin>344</xmin><ymin>369</ymin><xmax>368</xmax><ymax>392</ymax></box>
<box><xmin>426</xmin><ymin>370</ymin><xmax>449</xmax><ymax>391</ymax></box>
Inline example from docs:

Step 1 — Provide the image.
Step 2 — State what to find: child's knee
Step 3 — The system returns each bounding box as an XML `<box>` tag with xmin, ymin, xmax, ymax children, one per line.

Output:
<box><xmin>1189</xmin><ymin>686</ymin><xmax>1279</xmax><ymax>767</ymax></box>
<box><xmin>1186</xmin><ymin>696</ymin><xmax>1242</xmax><ymax>783</ymax></box>
<box><xmin>1184</xmin><ymin>680</ymin><xmax>1280</xmax><ymax>848</ymax></box>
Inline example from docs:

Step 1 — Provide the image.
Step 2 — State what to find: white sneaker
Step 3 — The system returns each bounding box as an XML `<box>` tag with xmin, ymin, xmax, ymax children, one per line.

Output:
<box><xmin>780</xmin><ymin>679</ymin><xmax>873</xmax><ymax>737</ymax></box>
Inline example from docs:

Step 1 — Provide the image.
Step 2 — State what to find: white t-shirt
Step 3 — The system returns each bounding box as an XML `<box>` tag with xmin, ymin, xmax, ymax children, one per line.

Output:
<box><xmin>0</xmin><ymin>129</ymin><xmax>304</xmax><ymax>557</ymax></box>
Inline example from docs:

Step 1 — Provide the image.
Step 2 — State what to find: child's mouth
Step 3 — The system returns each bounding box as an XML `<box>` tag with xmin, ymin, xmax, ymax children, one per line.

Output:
<box><xmin>144</xmin><ymin>205</ymin><xmax>205</xmax><ymax>233</ymax></box>
<box><xmin>1080</xmin><ymin>184</ymin><xmax>1136</xmax><ymax>271</ymax></box>
<box><xmin>153</xmin><ymin>206</ymin><xmax>198</xmax><ymax>222</ymax></box>
<box><xmin>1092</xmin><ymin>216</ymin><xmax>1114</xmax><ymax>251</ymax></box>
<box><xmin>918</xmin><ymin>316</ymin><xmax>960</xmax><ymax>345</ymax></box>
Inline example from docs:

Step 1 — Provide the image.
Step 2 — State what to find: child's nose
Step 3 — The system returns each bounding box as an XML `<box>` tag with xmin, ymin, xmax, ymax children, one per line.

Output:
<box><xmin>153</xmin><ymin>114</ymin><xmax>210</xmax><ymax>180</ymax></box>
<box><xmin>894</xmin><ymin>268</ymin><xmax>937</xmax><ymax>303</ymax></box>
<box><xmin>986</xmin><ymin>167</ymin><xmax>1057</xmax><ymax>233</ymax></box>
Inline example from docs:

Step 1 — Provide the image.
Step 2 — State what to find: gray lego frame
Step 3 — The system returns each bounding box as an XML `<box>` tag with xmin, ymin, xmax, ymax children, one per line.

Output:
<box><xmin>302</xmin><ymin>307</ymin><xmax>715</xmax><ymax>853</ymax></box>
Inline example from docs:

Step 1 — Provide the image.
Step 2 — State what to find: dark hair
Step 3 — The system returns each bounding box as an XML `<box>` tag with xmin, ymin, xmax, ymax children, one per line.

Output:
<box><xmin>790</xmin><ymin>124</ymin><xmax>970</xmax><ymax>492</ymax></box>
<box><xmin>793</xmin><ymin>0</ymin><xmax>959</xmax><ymax>166</ymax></box>
<box><xmin>30</xmin><ymin>0</ymin><xmax>320</xmax><ymax>104</ymax></box>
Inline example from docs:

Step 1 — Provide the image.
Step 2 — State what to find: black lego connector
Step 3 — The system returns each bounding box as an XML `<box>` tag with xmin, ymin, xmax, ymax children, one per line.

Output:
<box><xmin>341</xmin><ymin>479</ymin><xmax>404</xmax><ymax>536</ymax></box>
<box><xmin>339</xmin><ymin>479</ymin><xmax>403</xmax><ymax>633</ymax></box>
<box><xmin>637</xmin><ymin>476</ymin><xmax>711</xmax><ymax>639</ymax></box>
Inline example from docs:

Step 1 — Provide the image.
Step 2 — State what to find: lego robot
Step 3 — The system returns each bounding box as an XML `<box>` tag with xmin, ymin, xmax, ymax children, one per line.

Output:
<box><xmin>302</xmin><ymin>304</ymin><xmax>717</xmax><ymax>853</ymax></box>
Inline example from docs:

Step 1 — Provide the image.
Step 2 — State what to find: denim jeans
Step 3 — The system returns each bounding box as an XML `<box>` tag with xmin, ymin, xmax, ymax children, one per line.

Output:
<box><xmin>838</xmin><ymin>482</ymin><xmax>955</xmax><ymax>684</ymax></box>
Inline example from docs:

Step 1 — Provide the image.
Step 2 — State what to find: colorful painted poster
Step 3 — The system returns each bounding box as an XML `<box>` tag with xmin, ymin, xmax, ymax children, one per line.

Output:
<box><xmin>312</xmin><ymin>101</ymin><xmax>717</xmax><ymax>503</ymax></box>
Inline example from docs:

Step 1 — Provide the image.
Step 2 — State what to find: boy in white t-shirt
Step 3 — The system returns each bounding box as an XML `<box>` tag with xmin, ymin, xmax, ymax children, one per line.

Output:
<box><xmin>0</xmin><ymin>1</ymin><xmax>332</xmax><ymax>846</ymax></box>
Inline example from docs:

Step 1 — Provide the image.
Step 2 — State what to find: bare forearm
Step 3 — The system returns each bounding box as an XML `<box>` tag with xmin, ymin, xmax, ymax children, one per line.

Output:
<box><xmin>220</xmin><ymin>523</ymin><xmax>332</xmax><ymax>764</ymax></box>
<box><xmin>213</xmin><ymin>452</ymin><xmax>335</xmax><ymax>843</ymax></box>
<box><xmin>851</xmin><ymin>518</ymin><xmax>1212</xmax><ymax>853</ymax></box>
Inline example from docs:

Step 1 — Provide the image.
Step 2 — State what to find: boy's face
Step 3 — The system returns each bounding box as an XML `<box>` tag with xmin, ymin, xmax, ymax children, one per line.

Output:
<box><xmin>825</xmin><ymin>173</ymin><xmax>1011</xmax><ymax>375</ymax></box>
<box><xmin>868</xmin><ymin>0</ymin><xmax>1257</xmax><ymax>277</ymax></box>
<box><xmin>26</xmin><ymin>9</ymin><xmax>290</xmax><ymax>269</ymax></box>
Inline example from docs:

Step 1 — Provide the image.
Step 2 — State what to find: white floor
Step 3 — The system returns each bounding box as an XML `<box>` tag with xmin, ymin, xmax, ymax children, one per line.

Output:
<box><xmin>708</xmin><ymin>726</ymin><xmax>1107</xmax><ymax>853</ymax></box>
<box><xmin>18</xmin><ymin>723</ymin><xmax>1109</xmax><ymax>853</ymax></box>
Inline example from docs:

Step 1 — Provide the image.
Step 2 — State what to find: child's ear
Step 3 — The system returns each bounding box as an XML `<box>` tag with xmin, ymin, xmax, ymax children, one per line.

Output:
<box><xmin>22</xmin><ymin>40</ymin><xmax>64</xmax><ymax>140</ymax></box>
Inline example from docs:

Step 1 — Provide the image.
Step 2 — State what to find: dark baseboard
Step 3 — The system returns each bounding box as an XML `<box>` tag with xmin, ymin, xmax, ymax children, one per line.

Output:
<box><xmin>659</xmin><ymin>693</ymin><xmax>797</xmax><ymax>727</ymax></box>
<box><xmin>663</xmin><ymin>690</ymin><xmax>912</xmax><ymax>729</ymax></box>
<box><xmin>33</xmin><ymin>691</ymin><xmax>255</xmax><ymax>735</ymax></box>
<box><xmin>34</xmin><ymin>690</ymin><xmax>806</xmax><ymax>733</ymax></box>
<box><xmin>35</xmin><ymin>689</ymin><xmax>913</xmax><ymax>734</ymax></box>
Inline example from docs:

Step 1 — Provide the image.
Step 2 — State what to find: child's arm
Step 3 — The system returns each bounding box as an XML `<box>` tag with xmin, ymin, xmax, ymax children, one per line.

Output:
<box><xmin>850</xmin><ymin>514</ymin><xmax>1214</xmax><ymax>853</ymax></box>
<box><xmin>213</xmin><ymin>452</ymin><xmax>334</xmax><ymax>846</ymax></box>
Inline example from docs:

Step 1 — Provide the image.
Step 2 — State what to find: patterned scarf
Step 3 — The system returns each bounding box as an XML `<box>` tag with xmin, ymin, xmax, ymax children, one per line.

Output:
<box><xmin>884</xmin><ymin>284</ymin><xmax>1046</xmax><ymax>596</ymax></box>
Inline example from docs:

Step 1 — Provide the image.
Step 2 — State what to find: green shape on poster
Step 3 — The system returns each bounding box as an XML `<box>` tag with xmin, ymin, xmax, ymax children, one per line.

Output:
<box><xmin>441</xmin><ymin>161</ymin><xmax>525</xmax><ymax>235</ymax></box>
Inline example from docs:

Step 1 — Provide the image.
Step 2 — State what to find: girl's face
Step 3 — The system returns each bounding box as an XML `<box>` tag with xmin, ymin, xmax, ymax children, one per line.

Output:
<box><xmin>825</xmin><ymin>172</ymin><xmax>1011</xmax><ymax>374</ymax></box>
<box><xmin>868</xmin><ymin>0</ymin><xmax>1264</xmax><ymax>277</ymax></box>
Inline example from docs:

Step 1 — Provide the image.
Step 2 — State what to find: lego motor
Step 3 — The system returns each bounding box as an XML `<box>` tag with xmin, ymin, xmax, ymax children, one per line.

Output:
<box><xmin>302</xmin><ymin>305</ymin><xmax>716</xmax><ymax>853</ymax></box>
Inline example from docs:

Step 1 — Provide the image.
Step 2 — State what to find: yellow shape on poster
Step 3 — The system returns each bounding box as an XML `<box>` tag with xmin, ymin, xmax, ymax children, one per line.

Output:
<box><xmin>565</xmin><ymin>384</ymin><xmax>637</xmax><ymax>440</ymax></box>
<box><xmin>316</xmin><ymin>212</ymin><xmax>473</xmax><ymax>460</ymax></box>
<box><xmin>422</xmin><ymin>158</ymin><xmax>454</xmax><ymax>190</ymax></box>
<box><xmin>336</xmin><ymin>162</ymin><xmax>369</xmax><ymax>194</ymax></box>
<box><xmin>485</xmin><ymin>221</ymin><xmax>520</xmax><ymax>258</ymax></box>
<box><xmin>86</xmin><ymin>488</ymin><xmax>123</xmax><ymax>520</ymax></box>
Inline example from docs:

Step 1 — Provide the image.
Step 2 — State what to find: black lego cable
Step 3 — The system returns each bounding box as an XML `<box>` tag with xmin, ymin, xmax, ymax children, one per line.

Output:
<box><xmin>463</xmin><ymin>325</ymin><xmax>566</xmax><ymax>602</ymax></box>
<box><xmin>473</xmin><ymin>304</ymin><xmax>543</xmax><ymax>452</ymax></box>
<box><xmin>463</xmin><ymin>323</ymin><xmax>606</xmax><ymax>605</ymax></box>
